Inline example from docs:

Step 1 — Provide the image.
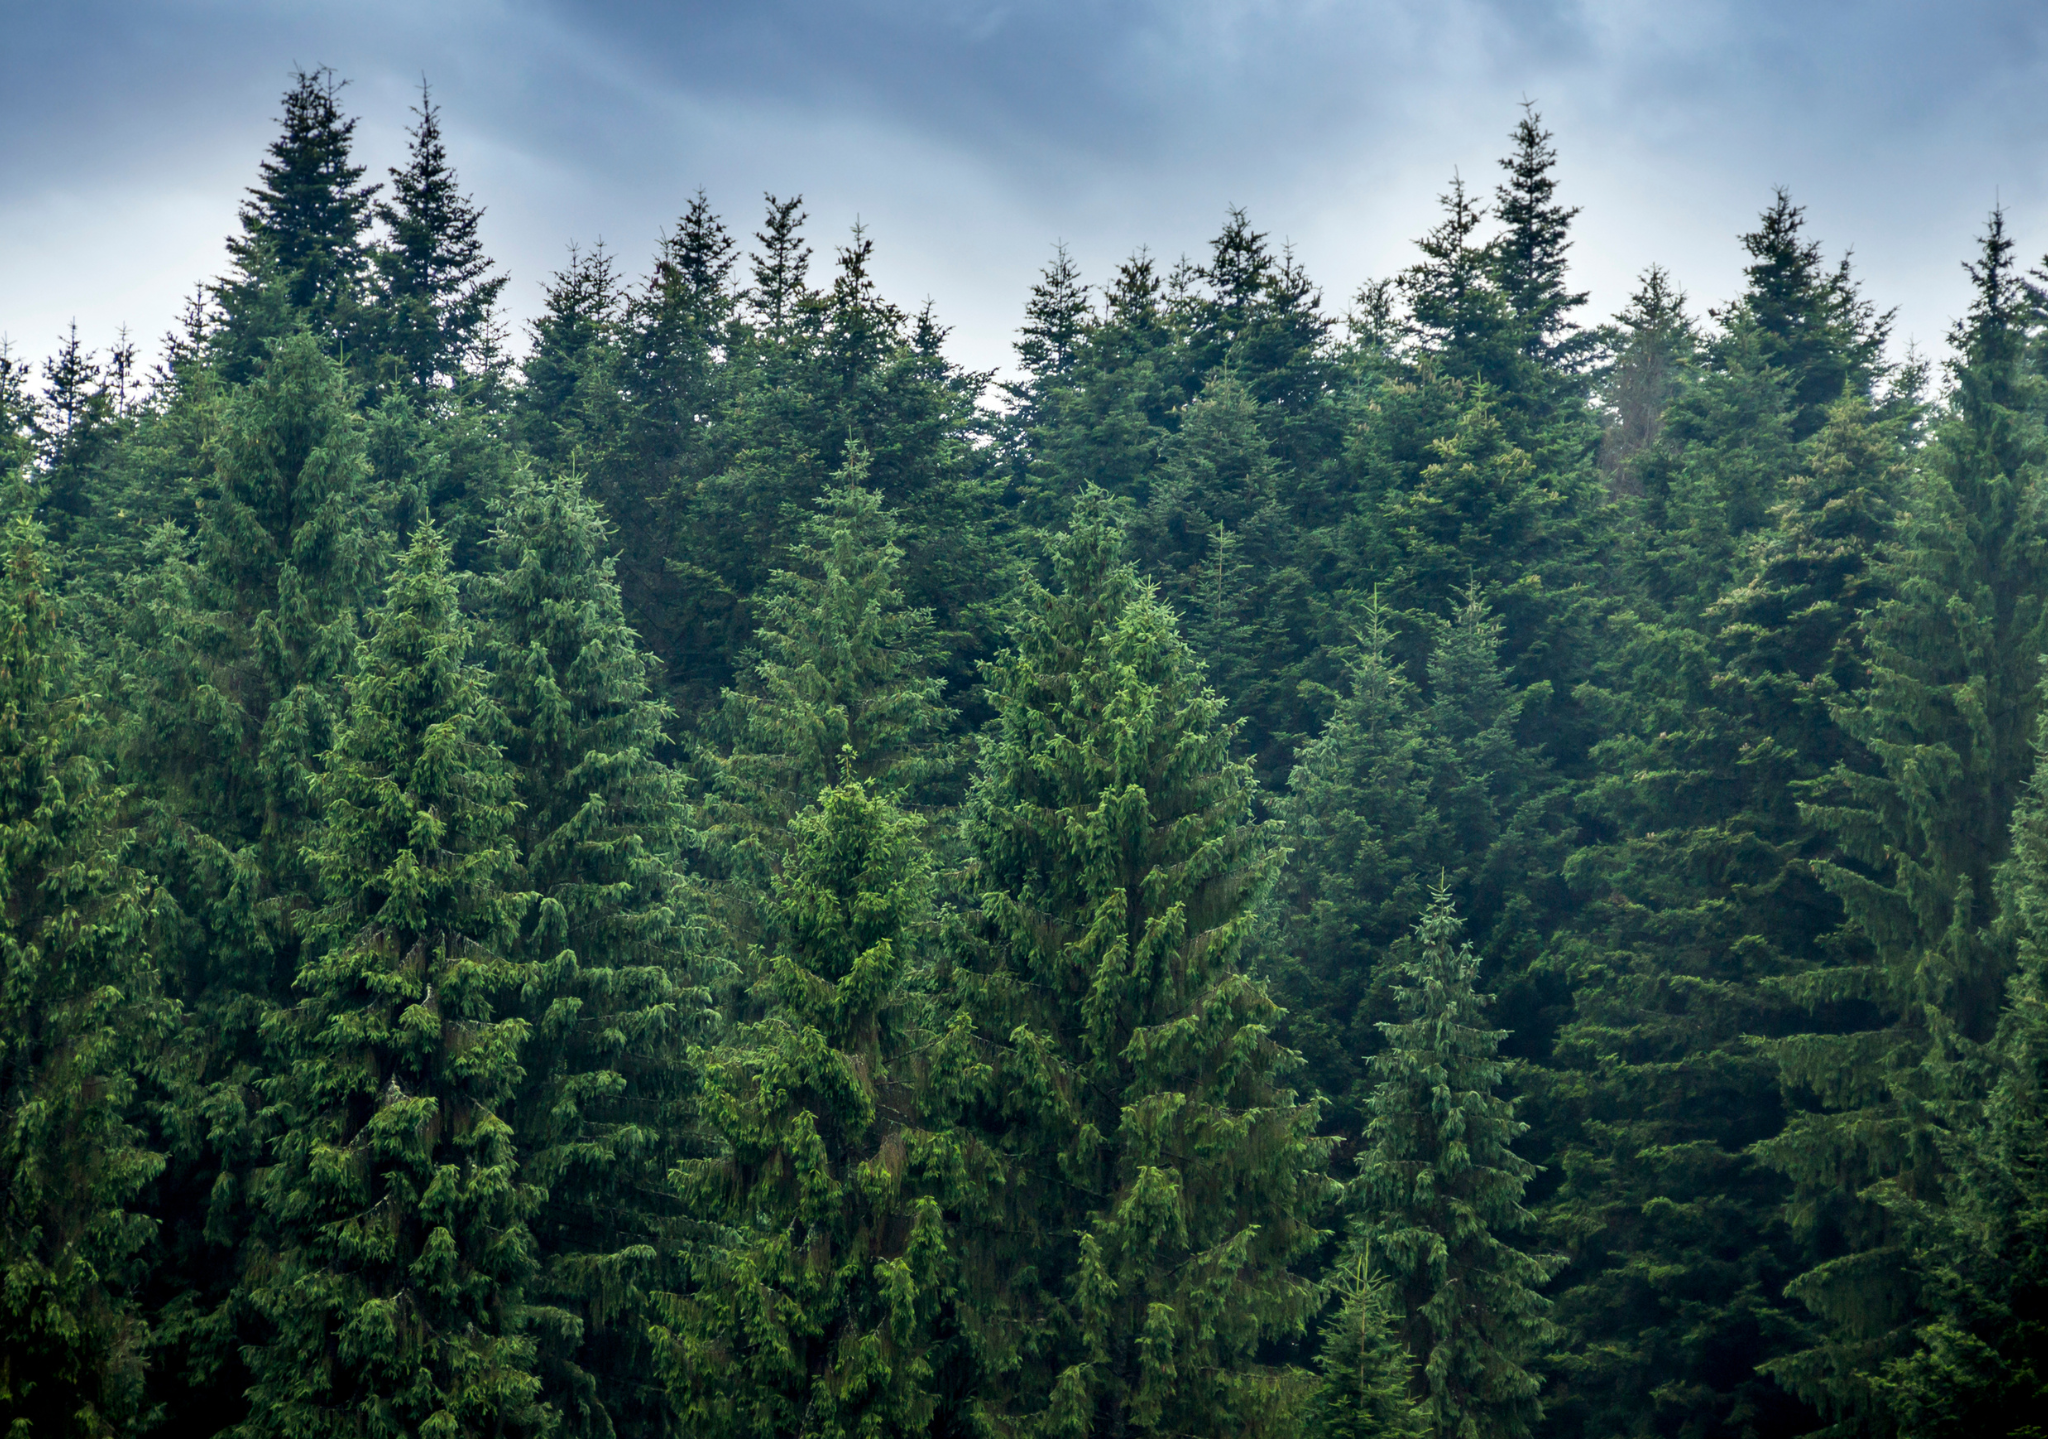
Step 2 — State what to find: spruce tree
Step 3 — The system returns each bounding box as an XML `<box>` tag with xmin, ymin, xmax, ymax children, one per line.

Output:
<box><xmin>1541</xmin><ymin>394</ymin><xmax>1907</xmax><ymax>1439</ymax></box>
<box><xmin>479</xmin><ymin>472</ymin><xmax>708</xmax><ymax>1439</ymax></box>
<box><xmin>1490</xmin><ymin>105</ymin><xmax>1591</xmax><ymax>379</ymax></box>
<box><xmin>33</xmin><ymin>325</ymin><xmax>120</xmax><ymax>546</ymax></box>
<box><xmin>1358</xmin><ymin>888</ymin><xmax>1556</xmax><ymax>1439</ymax></box>
<box><xmin>658</xmin><ymin>777</ymin><xmax>961</xmax><ymax>1439</ymax></box>
<box><xmin>0</xmin><ymin>508</ymin><xmax>170</xmax><ymax>1439</ymax></box>
<box><xmin>1762</xmin><ymin>212</ymin><xmax>2048</xmax><ymax>1433</ymax></box>
<box><xmin>370</xmin><ymin>83</ymin><xmax>507</xmax><ymax>392</ymax></box>
<box><xmin>1306</xmin><ymin>1251</ymin><xmax>1426</xmax><ymax>1439</ymax></box>
<box><xmin>1866</xmin><ymin>719</ymin><xmax>2048</xmax><ymax>1438</ymax></box>
<box><xmin>216</xmin><ymin>69</ymin><xmax>379</xmax><ymax>375</ymax></box>
<box><xmin>111</xmin><ymin>331</ymin><xmax>387</xmax><ymax>1438</ymax></box>
<box><xmin>519</xmin><ymin>244</ymin><xmax>627</xmax><ymax>473</ymax></box>
<box><xmin>941</xmin><ymin>501</ymin><xmax>1334</xmax><ymax>1438</ymax></box>
<box><xmin>700</xmin><ymin>448</ymin><xmax>954</xmax><ymax>869</ymax></box>
<box><xmin>239</xmin><ymin>522</ymin><xmax>548</xmax><ymax>1439</ymax></box>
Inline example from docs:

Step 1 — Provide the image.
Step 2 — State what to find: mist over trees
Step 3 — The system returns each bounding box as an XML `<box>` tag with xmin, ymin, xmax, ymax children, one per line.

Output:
<box><xmin>5</xmin><ymin>67</ymin><xmax>2046</xmax><ymax>1439</ymax></box>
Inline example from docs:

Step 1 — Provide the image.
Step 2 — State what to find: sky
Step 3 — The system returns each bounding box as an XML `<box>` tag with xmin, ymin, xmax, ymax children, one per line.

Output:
<box><xmin>5</xmin><ymin>0</ymin><xmax>2048</xmax><ymax>382</ymax></box>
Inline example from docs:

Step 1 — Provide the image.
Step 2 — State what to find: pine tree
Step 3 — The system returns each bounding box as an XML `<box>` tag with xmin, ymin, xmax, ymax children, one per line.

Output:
<box><xmin>658</xmin><ymin>777</ymin><xmax>960</xmax><ymax>1439</ymax></box>
<box><xmin>0</xmin><ymin>507</ymin><xmax>170</xmax><ymax>1439</ymax></box>
<box><xmin>1761</xmin><ymin>212</ymin><xmax>2048</xmax><ymax>1434</ymax></box>
<box><xmin>370</xmin><ymin>83</ymin><xmax>507</xmax><ymax>391</ymax></box>
<box><xmin>1358</xmin><ymin>888</ymin><xmax>1557</xmax><ymax>1439</ymax></box>
<box><xmin>0</xmin><ymin>343</ymin><xmax>34</xmax><ymax>481</ymax></box>
<box><xmin>479</xmin><ymin>472</ymin><xmax>708</xmax><ymax>1439</ymax></box>
<box><xmin>1307</xmin><ymin>1250</ymin><xmax>1426</xmax><ymax>1439</ymax></box>
<box><xmin>1730</xmin><ymin>192</ymin><xmax>1890</xmax><ymax>441</ymax></box>
<box><xmin>519</xmin><ymin>243</ymin><xmax>627</xmax><ymax>472</ymax></box>
<box><xmin>239</xmin><ymin>522</ymin><xmax>549</xmax><ymax>1439</ymax></box>
<box><xmin>1272</xmin><ymin>597</ymin><xmax>1454</xmax><ymax>1139</ymax></box>
<box><xmin>1399</xmin><ymin>177</ymin><xmax>1526</xmax><ymax>399</ymax></box>
<box><xmin>941</xmin><ymin>500</ymin><xmax>1334</xmax><ymax>1438</ymax></box>
<box><xmin>34</xmin><ymin>325</ymin><xmax>119</xmax><ymax>546</ymax></box>
<box><xmin>1131</xmin><ymin>369</ymin><xmax>1323</xmax><ymax>781</ymax></box>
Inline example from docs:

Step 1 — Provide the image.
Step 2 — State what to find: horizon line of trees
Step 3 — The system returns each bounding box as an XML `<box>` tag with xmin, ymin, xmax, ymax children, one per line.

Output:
<box><xmin>3</xmin><ymin>64</ymin><xmax>2046</xmax><ymax>1439</ymax></box>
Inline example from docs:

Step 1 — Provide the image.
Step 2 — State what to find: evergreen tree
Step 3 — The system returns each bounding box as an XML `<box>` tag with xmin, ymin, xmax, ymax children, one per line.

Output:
<box><xmin>519</xmin><ymin>243</ymin><xmax>627</xmax><ymax>473</ymax></box>
<box><xmin>111</xmin><ymin>332</ymin><xmax>387</xmax><ymax>1436</ymax></box>
<box><xmin>34</xmin><ymin>325</ymin><xmax>120</xmax><ymax>546</ymax></box>
<box><xmin>217</xmin><ymin>69</ymin><xmax>379</xmax><ymax>374</ymax></box>
<box><xmin>1541</xmin><ymin>395</ymin><xmax>1907</xmax><ymax>1439</ymax></box>
<box><xmin>1491</xmin><ymin>105</ymin><xmax>1591</xmax><ymax>379</ymax></box>
<box><xmin>1865</xmin><ymin>718</ymin><xmax>2048</xmax><ymax>1438</ymax></box>
<box><xmin>1130</xmin><ymin>369</ymin><xmax>1324</xmax><ymax>780</ymax></box>
<box><xmin>658</xmin><ymin>777</ymin><xmax>961</xmax><ymax>1439</ymax></box>
<box><xmin>1762</xmin><ymin>212</ymin><xmax>2048</xmax><ymax>1433</ymax></box>
<box><xmin>479</xmin><ymin>473</ymin><xmax>708</xmax><ymax>1439</ymax></box>
<box><xmin>370</xmin><ymin>83</ymin><xmax>507</xmax><ymax>391</ymax></box>
<box><xmin>1729</xmin><ymin>193</ymin><xmax>1890</xmax><ymax>441</ymax></box>
<box><xmin>1307</xmin><ymin>1250</ymin><xmax>1426</xmax><ymax>1439</ymax></box>
<box><xmin>1359</xmin><ymin>888</ymin><xmax>1557</xmax><ymax>1439</ymax></box>
<box><xmin>1596</xmin><ymin>267</ymin><xmax>1696</xmax><ymax>492</ymax></box>
<box><xmin>700</xmin><ymin>446</ymin><xmax>955</xmax><ymax>872</ymax></box>
<box><xmin>941</xmin><ymin>502</ymin><xmax>1334</xmax><ymax>1438</ymax></box>
<box><xmin>239</xmin><ymin>522</ymin><xmax>548</xmax><ymax>1439</ymax></box>
<box><xmin>0</xmin><ymin>343</ymin><xmax>34</xmax><ymax>481</ymax></box>
<box><xmin>0</xmin><ymin>508</ymin><xmax>170</xmax><ymax>1439</ymax></box>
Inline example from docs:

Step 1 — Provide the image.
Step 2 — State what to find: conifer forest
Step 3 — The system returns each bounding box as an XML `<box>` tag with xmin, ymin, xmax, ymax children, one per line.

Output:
<box><xmin>10</xmin><ymin>66</ymin><xmax>2048</xmax><ymax>1439</ymax></box>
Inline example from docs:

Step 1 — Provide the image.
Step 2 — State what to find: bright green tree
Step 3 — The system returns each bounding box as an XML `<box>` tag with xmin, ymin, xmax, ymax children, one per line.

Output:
<box><xmin>0</xmin><ymin>509</ymin><xmax>170</xmax><ymax>1439</ymax></box>
<box><xmin>942</xmin><ymin>501</ymin><xmax>1335</xmax><ymax>1439</ymax></box>
<box><xmin>110</xmin><ymin>331</ymin><xmax>388</xmax><ymax>1435</ymax></box>
<box><xmin>237</xmin><ymin>522</ymin><xmax>548</xmax><ymax>1439</ymax></box>
<box><xmin>657</xmin><ymin>776</ymin><xmax>967</xmax><ymax>1439</ymax></box>
<box><xmin>1359</xmin><ymin>888</ymin><xmax>1557</xmax><ymax>1439</ymax></box>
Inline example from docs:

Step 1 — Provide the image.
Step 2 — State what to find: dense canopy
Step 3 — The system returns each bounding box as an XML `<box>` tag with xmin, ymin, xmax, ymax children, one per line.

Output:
<box><xmin>3</xmin><ymin>68</ymin><xmax>2044</xmax><ymax>1439</ymax></box>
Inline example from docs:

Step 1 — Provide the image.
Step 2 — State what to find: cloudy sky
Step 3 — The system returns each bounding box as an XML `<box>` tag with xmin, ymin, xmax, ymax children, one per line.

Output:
<box><xmin>5</xmin><ymin>0</ymin><xmax>2047</xmax><ymax>380</ymax></box>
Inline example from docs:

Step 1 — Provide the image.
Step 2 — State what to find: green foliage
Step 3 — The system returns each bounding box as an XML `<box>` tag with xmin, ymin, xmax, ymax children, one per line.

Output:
<box><xmin>1307</xmin><ymin>1251</ymin><xmax>1426</xmax><ymax>1439</ymax></box>
<box><xmin>216</xmin><ymin>69</ymin><xmax>379</xmax><ymax>375</ymax></box>
<box><xmin>658</xmin><ymin>777</ymin><xmax>960</xmax><ymax>1439</ymax></box>
<box><xmin>700</xmin><ymin>450</ymin><xmax>955</xmax><ymax>872</ymax></box>
<box><xmin>479</xmin><ymin>472</ymin><xmax>709</xmax><ymax>1439</ymax></box>
<box><xmin>0</xmin><ymin>510</ymin><xmax>169</xmax><ymax>1439</ymax></box>
<box><xmin>942</xmin><ymin>503</ymin><xmax>1336</xmax><ymax>1439</ymax></box>
<box><xmin>1762</xmin><ymin>212</ymin><xmax>2048</xmax><ymax>1434</ymax></box>
<box><xmin>1359</xmin><ymin>889</ymin><xmax>1558</xmax><ymax>1439</ymax></box>
<box><xmin>369</xmin><ymin>84</ymin><xmax>507</xmax><ymax>393</ymax></box>
<box><xmin>239</xmin><ymin>522</ymin><xmax>548</xmax><ymax>1439</ymax></box>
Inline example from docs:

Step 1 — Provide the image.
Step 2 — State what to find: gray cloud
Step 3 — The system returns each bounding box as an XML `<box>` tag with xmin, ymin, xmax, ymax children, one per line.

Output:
<box><xmin>5</xmin><ymin>0</ymin><xmax>2048</xmax><ymax>382</ymax></box>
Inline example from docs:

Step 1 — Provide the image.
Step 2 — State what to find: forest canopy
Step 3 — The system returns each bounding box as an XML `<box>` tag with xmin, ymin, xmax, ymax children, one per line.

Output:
<box><xmin>4</xmin><ymin>67</ymin><xmax>2046</xmax><ymax>1439</ymax></box>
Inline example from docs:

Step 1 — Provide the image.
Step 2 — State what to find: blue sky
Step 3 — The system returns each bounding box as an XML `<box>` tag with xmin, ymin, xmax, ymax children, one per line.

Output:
<box><xmin>5</xmin><ymin>0</ymin><xmax>2047</xmax><ymax>378</ymax></box>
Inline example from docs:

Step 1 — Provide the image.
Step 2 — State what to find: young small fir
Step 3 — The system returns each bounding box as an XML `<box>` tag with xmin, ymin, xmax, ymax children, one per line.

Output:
<box><xmin>1358</xmin><ymin>887</ymin><xmax>1557</xmax><ymax>1439</ymax></box>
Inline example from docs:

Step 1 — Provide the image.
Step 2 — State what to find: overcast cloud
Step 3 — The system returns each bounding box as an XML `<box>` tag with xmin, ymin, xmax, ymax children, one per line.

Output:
<box><xmin>5</xmin><ymin>0</ymin><xmax>2047</xmax><ymax>379</ymax></box>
